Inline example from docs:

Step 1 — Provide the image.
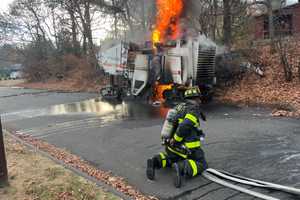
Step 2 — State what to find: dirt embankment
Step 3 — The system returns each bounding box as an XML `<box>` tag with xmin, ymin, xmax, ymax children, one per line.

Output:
<box><xmin>16</xmin><ymin>54</ymin><xmax>108</xmax><ymax>93</ymax></box>
<box><xmin>218</xmin><ymin>40</ymin><xmax>300</xmax><ymax>117</ymax></box>
<box><xmin>17</xmin><ymin>63</ymin><xmax>107</xmax><ymax>93</ymax></box>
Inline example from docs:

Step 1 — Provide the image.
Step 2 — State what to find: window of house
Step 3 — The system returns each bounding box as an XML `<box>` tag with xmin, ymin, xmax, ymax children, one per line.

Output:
<box><xmin>263</xmin><ymin>13</ymin><xmax>293</xmax><ymax>39</ymax></box>
<box><xmin>274</xmin><ymin>14</ymin><xmax>293</xmax><ymax>37</ymax></box>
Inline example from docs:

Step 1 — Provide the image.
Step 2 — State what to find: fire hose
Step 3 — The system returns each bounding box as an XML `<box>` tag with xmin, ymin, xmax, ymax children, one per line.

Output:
<box><xmin>202</xmin><ymin>168</ymin><xmax>300</xmax><ymax>200</ymax></box>
<box><xmin>206</xmin><ymin>168</ymin><xmax>300</xmax><ymax>195</ymax></box>
<box><xmin>164</xmin><ymin>142</ymin><xmax>300</xmax><ymax>199</ymax></box>
<box><xmin>202</xmin><ymin>171</ymin><xmax>280</xmax><ymax>200</ymax></box>
<box><xmin>161</xmin><ymin>119</ymin><xmax>300</xmax><ymax>199</ymax></box>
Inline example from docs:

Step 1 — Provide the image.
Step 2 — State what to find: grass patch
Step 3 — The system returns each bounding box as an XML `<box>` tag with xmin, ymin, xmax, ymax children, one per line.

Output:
<box><xmin>0</xmin><ymin>134</ymin><xmax>121</xmax><ymax>200</ymax></box>
<box><xmin>44</xmin><ymin>167</ymin><xmax>65</xmax><ymax>181</ymax></box>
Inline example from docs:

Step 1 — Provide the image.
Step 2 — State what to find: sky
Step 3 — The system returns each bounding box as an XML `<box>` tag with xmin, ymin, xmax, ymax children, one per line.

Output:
<box><xmin>0</xmin><ymin>0</ymin><xmax>14</xmax><ymax>12</ymax></box>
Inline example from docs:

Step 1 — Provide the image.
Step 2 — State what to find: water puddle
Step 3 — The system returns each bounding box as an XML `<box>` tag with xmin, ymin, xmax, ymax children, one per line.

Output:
<box><xmin>50</xmin><ymin>98</ymin><xmax>170</xmax><ymax>122</ymax></box>
<box><xmin>3</xmin><ymin>98</ymin><xmax>170</xmax><ymax>123</ymax></box>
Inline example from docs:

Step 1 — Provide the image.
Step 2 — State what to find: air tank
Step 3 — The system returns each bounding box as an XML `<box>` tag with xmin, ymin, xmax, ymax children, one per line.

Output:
<box><xmin>160</xmin><ymin>109</ymin><xmax>177</xmax><ymax>139</ymax></box>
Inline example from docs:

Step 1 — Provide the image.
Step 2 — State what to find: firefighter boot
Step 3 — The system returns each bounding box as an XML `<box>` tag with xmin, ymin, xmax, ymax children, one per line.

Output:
<box><xmin>146</xmin><ymin>158</ymin><xmax>155</xmax><ymax>180</ymax></box>
<box><xmin>172</xmin><ymin>162</ymin><xmax>185</xmax><ymax>188</ymax></box>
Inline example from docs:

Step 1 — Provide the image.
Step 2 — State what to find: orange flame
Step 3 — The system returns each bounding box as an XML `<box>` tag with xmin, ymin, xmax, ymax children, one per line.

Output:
<box><xmin>152</xmin><ymin>0</ymin><xmax>184</xmax><ymax>44</ymax></box>
<box><xmin>153</xmin><ymin>83</ymin><xmax>173</xmax><ymax>102</ymax></box>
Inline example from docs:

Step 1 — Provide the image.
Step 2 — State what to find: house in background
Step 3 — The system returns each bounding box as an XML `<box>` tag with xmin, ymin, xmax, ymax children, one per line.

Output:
<box><xmin>9</xmin><ymin>64</ymin><xmax>23</xmax><ymax>79</ymax></box>
<box><xmin>0</xmin><ymin>64</ymin><xmax>23</xmax><ymax>79</ymax></box>
<box><xmin>254</xmin><ymin>1</ymin><xmax>300</xmax><ymax>40</ymax></box>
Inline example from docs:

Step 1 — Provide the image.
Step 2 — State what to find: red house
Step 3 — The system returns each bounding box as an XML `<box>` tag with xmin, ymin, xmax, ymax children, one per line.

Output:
<box><xmin>255</xmin><ymin>2</ymin><xmax>300</xmax><ymax>39</ymax></box>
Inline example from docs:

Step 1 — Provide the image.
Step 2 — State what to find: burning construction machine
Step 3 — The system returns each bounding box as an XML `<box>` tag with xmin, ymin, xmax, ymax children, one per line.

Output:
<box><xmin>98</xmin><ymin>35</ymin><xmax>216</xmax><ymax>102</ymax></box>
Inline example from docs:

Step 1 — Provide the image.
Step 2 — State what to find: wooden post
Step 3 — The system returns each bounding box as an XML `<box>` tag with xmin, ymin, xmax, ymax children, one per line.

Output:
<box><xmin>0</xmin><ymin>116</ymin><xmax>8</xmax><ymax>184</ymax></box>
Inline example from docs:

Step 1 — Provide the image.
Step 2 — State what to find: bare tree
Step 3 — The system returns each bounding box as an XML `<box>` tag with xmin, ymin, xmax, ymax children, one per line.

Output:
<box><xmin>60</xmin><ymin>0</ymin><xmax>81</xmax><ymax>56</ymax></box>
<box><xmin>273</xmin><ymin>3</ymin><xmax>294</xmax><ymax>81</ymax></box>
<box><xmin>223</xmin><ymin>0</ymin><xmax>231</xmax><ymax>48</ymax></box>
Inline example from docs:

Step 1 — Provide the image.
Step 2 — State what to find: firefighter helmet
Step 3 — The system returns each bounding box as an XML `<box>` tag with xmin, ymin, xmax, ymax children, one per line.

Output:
<box><xmin>184</xmin><ymin>86</ymin><xmax>201</xmax><ymax>99</ymax></box>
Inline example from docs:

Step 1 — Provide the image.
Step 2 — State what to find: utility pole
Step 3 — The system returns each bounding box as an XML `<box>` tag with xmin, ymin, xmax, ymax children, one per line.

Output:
<box><xmin>0</xmin><ymin>116</ymin><xmax>8</xmax><ymax>184</ymax></box>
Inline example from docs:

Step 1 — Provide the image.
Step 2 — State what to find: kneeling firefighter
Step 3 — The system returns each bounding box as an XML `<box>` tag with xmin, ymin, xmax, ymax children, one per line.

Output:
<box><xmin>146</xmin><ymin>86</ymin><xmax>208</xmax><ymax>188</ymax></box>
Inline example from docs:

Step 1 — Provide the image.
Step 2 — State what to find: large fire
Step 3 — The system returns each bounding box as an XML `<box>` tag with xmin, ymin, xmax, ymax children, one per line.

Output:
<box><xmin>152</xmin><ymin>0</ymin><xmax>184</xmax><ymax>44</ymax></box>
<box><xmin>153</xmin><ymin>83</ymin><xmax>173</xmax><ymax>102</ymax></box>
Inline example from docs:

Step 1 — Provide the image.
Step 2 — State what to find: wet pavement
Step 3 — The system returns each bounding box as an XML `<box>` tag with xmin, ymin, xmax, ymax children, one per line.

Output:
<box><xmin>1</xmin><ymin>87</ymin><xmax>300</xmax><ymax>200</ymax></box>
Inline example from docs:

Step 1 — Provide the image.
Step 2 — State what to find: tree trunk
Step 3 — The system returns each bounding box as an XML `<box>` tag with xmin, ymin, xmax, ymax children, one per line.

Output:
<box><xmin>124</xmin><ymin>2</ymin><xmax>134</xmax><ymax>34</ymax></box>
<box><xmin>83</xmin><ymin>1</ymin><xmax>97</xmax><ymax>67</ymax></box>
<box><xmin>223</xmin><ymin>0</ymin><xmax>232</xmax><ymax>49</ymax></box>
<box><xmin>276</xmin><ymin>41</ymin><xmax>293</xmax><ymax>81</ymax></box>
<box><xmin>298</xmin><ymin>61</ymin><xmax>300</xmax><ymax>80</ymax></box>
<box><xmin>112</xmin><ymin>0</ymin><xmax>118</xmax><ymax>39</ymax></box>
<box><xmin>267</xmin><ymin>0</ymin><xmax>275</xmax><ymax>42</ymax></box>
<box><xmin>51</xmin><ymin>7</ymin><xmax>58</xmax><ymax>49</ymax></box>
<box><xmin>75</xmin><ymin>1</ymin><xmax>92</xmax><ymax>57</ymax></box>
<box><xmin>68</xmin><ymin>1</ymin><xmax>80</xmax><ymax>56</ymax></box>
<box><xmin>280</xmin><ymin>54</ymin><xmax>292</xmax><ymax>81</ymax></box>
<box><xmin>84</xmin><ymin>1</ymin><xmax>93</xmax><ymax>54</ymax></box>
<box><xmin>211</xmin><ymin>0</ymin><xmax>218</xmax><ymax>41</ymax></box>
<box><xmin>82</xmin><ymin>33</ymin><xmax>87</xmax><ymax>55</ymax></box>
<box><xmin>141</xmin><ymin>0</ymin><xmax>146</xmax><ymax>33</ymax></box>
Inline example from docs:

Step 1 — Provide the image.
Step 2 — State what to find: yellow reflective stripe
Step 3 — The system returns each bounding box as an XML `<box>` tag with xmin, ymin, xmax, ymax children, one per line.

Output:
<box><xmin>185</xmin><ymin>114</ymin><xmax>199</xmax><ymax>126</ymax></box>
<box><xmin>174</xmin><ymin>133</ymin><xmax>183</xmax><ymax>142</ymax></box>
<box><xmin>167</xmin><ymin>147</ymin><xmax>187</xmax><ymax>158</ymax></box>
<box><xmin>185</xmin><ymin>113</ymin><xmax>198</xmax><ymax>124</ymax></box>
<box><xmin>159</xmin><ymin>153</ymin><xmax>167</xmax><ymax>168</ymax></box>
<box><xmin>188</xmin><ymin>160</ymin><xmax>198</xmax><ymax>176</ymax></box>
<box><xmin>178</xmin><ymin>118</ymin><xmax>184</xmax><ymax>123</ymax></box>
<box><xmin>185</xmin><ymin>141</ymin><xmax>201</xmax><ymax>148</ymax></box>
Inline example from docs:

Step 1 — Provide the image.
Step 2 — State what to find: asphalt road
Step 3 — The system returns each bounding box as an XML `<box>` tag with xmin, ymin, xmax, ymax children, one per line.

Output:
<box><xmin>1</xmin><ymin>87</ymin><xmax>300</xmax><ymax>200</ymax></box>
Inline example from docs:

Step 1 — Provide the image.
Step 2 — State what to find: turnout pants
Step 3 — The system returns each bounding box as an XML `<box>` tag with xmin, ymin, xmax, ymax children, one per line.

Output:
<box><xmin>152</xmin><ymin>146</ymin><xmax>208</xmax><ymax>178</ymax></box>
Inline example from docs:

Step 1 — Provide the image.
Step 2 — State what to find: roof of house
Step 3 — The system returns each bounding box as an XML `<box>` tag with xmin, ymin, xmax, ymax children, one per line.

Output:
<box><xmin>255</xmin><ymin>2</ymin><xmax>300</xmax><ymax>18</ymax></box>
<box><xmin>3</xmin><ymin>64</ymin><xmax>23</xmax><ymax>71</ymax></box>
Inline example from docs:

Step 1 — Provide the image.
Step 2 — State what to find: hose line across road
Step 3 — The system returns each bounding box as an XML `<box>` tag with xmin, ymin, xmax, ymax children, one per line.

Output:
<box><xmin>203</xmin><ymin>168</ymin><xmax>300</xmax><ymax>200</ymax></box>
